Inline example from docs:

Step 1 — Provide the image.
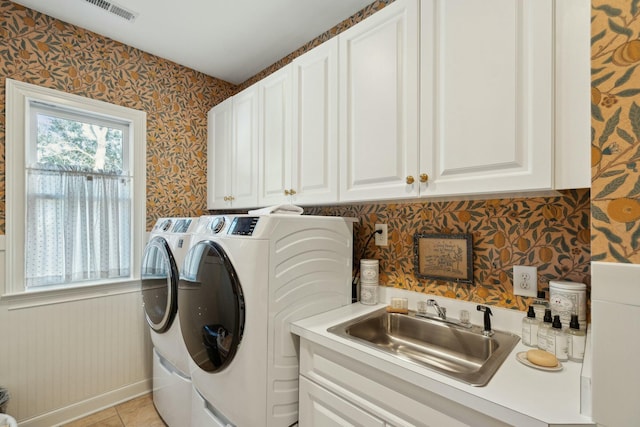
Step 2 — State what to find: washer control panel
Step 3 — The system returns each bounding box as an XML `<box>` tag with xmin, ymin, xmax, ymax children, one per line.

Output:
<box><xmin>229</xmin><ymin>217</ymin><xmax>259</xmax><ymax>236</ymax></box>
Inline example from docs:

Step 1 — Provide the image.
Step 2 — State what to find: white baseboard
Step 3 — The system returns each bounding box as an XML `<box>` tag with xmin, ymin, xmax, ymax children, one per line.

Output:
<box><xmin>16</xmin><ymin>379</ymin><xmax>152</xmax><ymax>427</ymax></box>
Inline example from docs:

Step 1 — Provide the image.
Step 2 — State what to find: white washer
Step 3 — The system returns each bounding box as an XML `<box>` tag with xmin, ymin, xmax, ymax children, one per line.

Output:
<box><xmin>179</xmin><ymin>214</ymin><xmax>354</xmax><ymax>427</ymax></box>
<box><xmin>141</xmin><ymin>217</ymin><xmax>198</xmax><ymax>427</ymax></box>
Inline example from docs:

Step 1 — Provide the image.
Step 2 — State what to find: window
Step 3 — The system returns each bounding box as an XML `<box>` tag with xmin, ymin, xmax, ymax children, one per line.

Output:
<box><xmin>5</xmin><ymin>79</ymin><xmax>146</xmax><ymax>297</ymax></box>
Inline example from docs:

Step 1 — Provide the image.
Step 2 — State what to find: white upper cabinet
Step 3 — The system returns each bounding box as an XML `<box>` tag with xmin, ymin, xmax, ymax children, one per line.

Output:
<box><xmin>258</xmin><ymin>65</ymin><xmax>293</xmax><ymax>206</ymax></box>
<box><xmin>554</xmin><ymin>0</ymin><xmax>591</xmax><ymax>190</ymax></box>
<box><xmin>208</xmin><ymin>97</ymin><xmax>232</xmax><ymax>209</ymax></box>
<box><xmin>338</xmin><ymin>0</ymin><xmax>420</xmax><ymax>202</ymax></box>
<box><xmin>258</xmin><ymin>39</ymin><xmax>340</xmax><ymax>207</ymax></box>
<box><xmin>208</xmin><ymin>0</ymin><xmax>590</xmax><ymax>208</ymax></box>
<box><xmin>207</xmin><ymin>84</ymin><xmax>259</xmax><ymax>209</ymax></box>
<box><xmin>420</xmin><ymin>0</ymin><xmax>554</xmax><ymax>197</ymax></box>
<box><xmin>291</xmin><ymin>38</ymin><xmax>339</xmax><ymax>205</ymax></box>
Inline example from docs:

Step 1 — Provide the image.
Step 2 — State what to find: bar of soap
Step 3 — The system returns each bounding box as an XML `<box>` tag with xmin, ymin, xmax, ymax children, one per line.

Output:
<box><xmin>526</xmin><ymin>349</ymin><xmax>558</xmax><ymax>367</ymax></box>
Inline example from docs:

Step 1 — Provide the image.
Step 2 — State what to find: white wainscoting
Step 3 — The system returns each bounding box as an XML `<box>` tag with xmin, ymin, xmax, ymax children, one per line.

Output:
<box><xmin>0</xmin><ymin>235</ymin><xmax>153</xmax><ymax>426</ymax></box>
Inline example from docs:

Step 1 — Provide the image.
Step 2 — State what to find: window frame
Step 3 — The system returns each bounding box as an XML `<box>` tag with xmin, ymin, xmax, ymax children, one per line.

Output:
<box><xmin>28</xmin><ymin>100</ymin><xmax>131</xmax><ymax>173</ymax></box>
<box><xmin>4</xmin><ymin>78</ymin><xmax>147</xmax><ymax>304</ymax></box>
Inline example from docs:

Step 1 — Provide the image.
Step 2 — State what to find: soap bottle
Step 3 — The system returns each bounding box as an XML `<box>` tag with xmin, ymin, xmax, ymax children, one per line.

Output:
<box><xmin>549</xmin><ymin>315</ymin><xmax>568</xmax><ymax>361</ymax></box>
<box><xmin>532</xmin><ymin>290</ymin><xmax>549</xmax><ymax>320</ymax></box>
<box><xmin>568</xmin><ymin>314</ymin><xmax>586</xmax><ymax>362</ymax></box>
<box><xmin>521</xmin><ymin>305</ymin><xmax>539</xmax><ymax>347</ymax></box>
<box><xmin>537</xmin><ymin>309</ymin><xmax>553</xmax><ymax>352</ymax></box>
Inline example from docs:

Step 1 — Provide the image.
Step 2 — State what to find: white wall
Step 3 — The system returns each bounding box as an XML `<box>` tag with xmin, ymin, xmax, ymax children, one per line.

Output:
<box><xmin>0</xmin><ymin>236</ymin><xmax>153</xmax><ymax>427</ymax></box>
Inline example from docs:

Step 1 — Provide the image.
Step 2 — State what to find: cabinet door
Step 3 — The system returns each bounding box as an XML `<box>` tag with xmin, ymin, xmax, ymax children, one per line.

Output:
<box><xmin>299</xmin><ymin>377</ymin><xmax>385</xmax><ymax>427</ymax></box>
<box><xmin>291</xmin><ymin>38</ymin><xmax>339</xmax><ymax>205</ymax></box>
<box><xmin>207</xmin><ymin>98</ymin><xmax>233</xmax><ymax>209</ymax></box>
<box><xmin>554</xmin><ymin>0</ymin><xmax>590</xmax><ymax>190</ymax></box>
<box><xmin>420</xmin><ymin>0</ymin><xmax>553</xmax><ymax>196</ymax></box>
<box><xmin>258</xmin><ymin>65</ymin><xmax>293</xmax><ymax>206</ymax></box>
<box><xmin>339</xmin><ymin>0</ymin><xmax>419</xmax><ymax>202</ymax></box>
<box><xmin>230</xmin><ymin>85</ymin><xmax>259</xmax><ymax>208</ymax></box>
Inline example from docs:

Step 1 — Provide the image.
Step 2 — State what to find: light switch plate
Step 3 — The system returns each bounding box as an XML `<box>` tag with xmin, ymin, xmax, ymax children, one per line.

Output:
<box><xmin>513</xmin><ymin>265</ymin><xmax>537</xmax><ymax>297</ymax></box>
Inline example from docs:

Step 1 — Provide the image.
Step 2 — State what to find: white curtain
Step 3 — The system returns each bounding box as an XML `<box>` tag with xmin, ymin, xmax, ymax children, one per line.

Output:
<box><xmin>25</xmin><ymin>167</ymin><xmax>132</xmax><ymax>288</ymax></box>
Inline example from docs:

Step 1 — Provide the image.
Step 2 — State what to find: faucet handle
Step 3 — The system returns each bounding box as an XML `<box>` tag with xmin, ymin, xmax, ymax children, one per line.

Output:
<box><xmin>416</xmin><ymin>300</ymin><xmax>429</xmax><ymax>315</ymax></box>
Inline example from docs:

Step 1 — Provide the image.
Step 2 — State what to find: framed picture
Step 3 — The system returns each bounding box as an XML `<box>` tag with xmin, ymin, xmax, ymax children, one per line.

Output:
<box><xmin>414</xmin><ymin>233</ymin><xmax>473</xmax><ymax>284</ymax></box>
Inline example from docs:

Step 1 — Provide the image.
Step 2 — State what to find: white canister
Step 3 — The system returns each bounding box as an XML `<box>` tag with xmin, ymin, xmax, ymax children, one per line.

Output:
<box><xmin>360</xmin><ymin>259</ymin><xmax>379</xmax><ymax>284</ymax></box>
<box><xmin>360</xmin><ymin>283</ymin><xmax>378</xmax><ymax>305</ymax></box>
<box><xmin>549</xmin><ymin>280</ymin><xmax>587</xmax><ymax>327</ymax></box>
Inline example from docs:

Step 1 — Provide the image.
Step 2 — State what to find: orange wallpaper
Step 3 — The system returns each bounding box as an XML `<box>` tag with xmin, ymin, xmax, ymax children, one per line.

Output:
<box><xmin>591</xmin><ymin>0</ymin><xmax>640</xmax><ymax>263</ymax></box>
<box><xmin>306</xmin><ymin>190</ymin><xmax>591</xmax><ymax>311</ymax></box>
<box><xmin>0</xmin><ymin>1</ymin><xmax>236</xmax><ymax>231</ymax></box>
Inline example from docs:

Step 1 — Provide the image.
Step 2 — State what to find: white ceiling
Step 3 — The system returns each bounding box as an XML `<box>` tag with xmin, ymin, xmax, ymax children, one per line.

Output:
<box><xmin>12</xmin><ymin>0</ymin><xmax>374</xmax><ymax>84</ymax></box>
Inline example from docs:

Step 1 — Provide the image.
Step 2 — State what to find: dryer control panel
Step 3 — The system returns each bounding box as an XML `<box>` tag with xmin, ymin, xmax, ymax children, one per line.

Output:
<box><xmin>229</xmin><ymin>217</ymin><xmax>259</xmax><ymax>236</ymax></box>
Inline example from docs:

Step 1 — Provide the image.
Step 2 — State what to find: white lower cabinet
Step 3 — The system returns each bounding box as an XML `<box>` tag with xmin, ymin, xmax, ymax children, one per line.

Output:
<box><xmin>298</xmin><ymin>339</ymin><xmax>510</xmax><ymax>427</ymax></box>
<box><xmin>299</xmin><ymin>377</ymin><xmax>386</xmax><ymax>427</ymax></box>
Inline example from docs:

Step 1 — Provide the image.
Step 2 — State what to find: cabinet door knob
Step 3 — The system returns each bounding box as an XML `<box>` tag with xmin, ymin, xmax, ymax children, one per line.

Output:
<box><xmin>289</xmin><ymin>189</ymin><xmax>296</xmax><ymax>195</ymax></box>
<box><xmin>420</xmin><ymin>173</ymin><xmax>429</xmax><ymax>183</ymax></box>
<box><xmin>406</xmin><ymin>176</ymin><xmax>415</xmax><ymax>185</ymax></box>
<box><xmin>224</xmin><ymin>196</ymin><xmax>229</xmax><ymax>202</ymax></box>
<box><xmin>284</xmin><ymin>189</ymin><xmax>290</xmax><ymax>196</ymax></box>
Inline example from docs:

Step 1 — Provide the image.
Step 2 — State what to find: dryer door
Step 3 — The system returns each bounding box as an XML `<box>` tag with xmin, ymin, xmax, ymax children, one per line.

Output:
<box><xmin>179</xmin><ymin>240</ymin><xmax>245</xmax><ymax>373</ymax></box>
<box><xmin>141</xmin><ymin>236</ymin><xmax>178</xmax><ymax>333</ymax></box>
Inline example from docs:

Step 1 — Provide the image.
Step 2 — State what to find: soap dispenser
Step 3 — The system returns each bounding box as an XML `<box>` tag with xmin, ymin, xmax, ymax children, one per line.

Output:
<box><xmin>522</xmin><ymin>305</ymin><xmax>539</xmax><ymax>347</ymax></box>
<box><xmin>568</xmin><ymin>314</ymin><xmax>586</xmax><ymax>362</ymax></box>
<box><xmin>532</xmin><ymin>290</ymin><xmax>549</xmax><ymax>320</ymax></box>
<box><xmin>537</xmin><ymin>308</ymin><xmax>553</xmax><ymax>352</ymax></box>
<box><xmin>549</xmin><ymin>315</ymin><xmax>568</xmax><ymax>361</ymax></box>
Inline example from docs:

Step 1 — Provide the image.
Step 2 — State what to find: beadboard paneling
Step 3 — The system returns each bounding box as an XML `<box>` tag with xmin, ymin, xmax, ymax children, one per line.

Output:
<box><xmin>0</xmin><ymin>237</ymin><xmax>153</xmax><ymax>426</ymax></box>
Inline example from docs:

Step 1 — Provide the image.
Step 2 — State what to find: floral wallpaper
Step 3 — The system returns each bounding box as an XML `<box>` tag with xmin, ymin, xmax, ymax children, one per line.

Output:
<box><xmin>0</xmin><ymin>0</ymin><xmax>236</xmax><ymax>232</ymax></box>
<box><xmin>306</xmin><ymin>190</ymin><xmax>591</xmax><ymax>311</ymax></box>
<box><xmin>592</xmin><ymin>0</ymin><xmax>640</xmax><ymax>263</ymax></box>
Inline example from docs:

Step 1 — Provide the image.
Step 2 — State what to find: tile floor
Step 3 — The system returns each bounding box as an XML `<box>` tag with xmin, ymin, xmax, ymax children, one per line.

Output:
<box><xmin>61</xmin><ymin>394</ymin><xmax>166</xmax><ymax>427</ymax></box>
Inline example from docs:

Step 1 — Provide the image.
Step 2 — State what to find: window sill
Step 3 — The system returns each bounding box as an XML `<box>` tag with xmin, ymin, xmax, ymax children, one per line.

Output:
<box><xmin>1</xmin><ymin>279</ymin><xmax>141</xmax><ymax>310</ymax></box>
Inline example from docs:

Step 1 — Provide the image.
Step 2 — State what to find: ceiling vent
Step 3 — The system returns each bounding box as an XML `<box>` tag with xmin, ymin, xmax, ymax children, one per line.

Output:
<box><xmin>84</xmin><ymin>0</ymin><xmax>139</xmax><ymax>22</ymax></box>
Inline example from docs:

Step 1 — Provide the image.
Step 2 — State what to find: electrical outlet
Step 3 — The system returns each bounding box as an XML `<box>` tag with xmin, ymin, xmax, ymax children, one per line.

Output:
<box><xmin>374</xmin><ymin>224</ymin><xmax>388</xmax><ymax>246</ymax></box>
<box><xmin>513</xmin><ymin>265</ymin><xmax>537</xmax><ymax>297</ymax></box>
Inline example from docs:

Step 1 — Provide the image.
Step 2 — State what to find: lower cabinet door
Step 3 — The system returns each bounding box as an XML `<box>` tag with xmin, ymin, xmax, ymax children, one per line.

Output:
<box><xmin>299</xmin><ymin>376</ymin><xmax>385</xmax><ymax>427</ymax></box>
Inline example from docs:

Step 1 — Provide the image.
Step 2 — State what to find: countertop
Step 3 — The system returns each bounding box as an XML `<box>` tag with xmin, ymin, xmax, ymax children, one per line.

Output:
<box><xmin>291</xmin><ymin>289</ymin><xmax>594</xmax><ymax>427</ymax></box>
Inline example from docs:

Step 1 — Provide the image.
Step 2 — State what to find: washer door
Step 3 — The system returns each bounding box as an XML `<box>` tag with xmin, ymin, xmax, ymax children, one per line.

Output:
<box><xmin>141</xmin><ymin>236</ymin><xmax>178</xmax><ymax>333</ymax></box>
<box><xmin>179</xmin><ymin>240</ymin><xmax>245</xmax><ymax>373</ymax></box>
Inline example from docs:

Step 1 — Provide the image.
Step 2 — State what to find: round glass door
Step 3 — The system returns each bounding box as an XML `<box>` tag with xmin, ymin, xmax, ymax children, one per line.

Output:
<box><xmin>179</xmin><ymin>240</ymin><xmax>245</xmax><ymax>373</ymax></box>
<box><xmin>141</xmin><ymin>236</ymin><xmax>178</xmax><ymax>332</ymax></box>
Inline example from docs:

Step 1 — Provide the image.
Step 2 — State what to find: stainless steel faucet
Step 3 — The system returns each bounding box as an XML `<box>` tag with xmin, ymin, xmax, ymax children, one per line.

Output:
<box><xmin>426</xmin><ymin>299</ymin><xmax>447</xmax><ymax>319</ymax></box>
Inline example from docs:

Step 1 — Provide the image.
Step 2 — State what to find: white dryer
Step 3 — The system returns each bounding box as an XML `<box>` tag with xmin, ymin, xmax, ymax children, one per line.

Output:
<box><xmin>179</xmin><ymin>214</ymin><xmax>354</xmax><ymax>427</ymax></box>
<box><xmin>141</xmin><ymin>217</ymin><xmax>198</xmax><ymax>426</ymax></box>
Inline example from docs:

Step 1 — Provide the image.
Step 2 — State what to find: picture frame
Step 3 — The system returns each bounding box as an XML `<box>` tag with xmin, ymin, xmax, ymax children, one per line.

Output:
<box><xmin>413</xmin><ymin>233</ymin><xmax>473</xmax><ymax>284</ymax></box>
